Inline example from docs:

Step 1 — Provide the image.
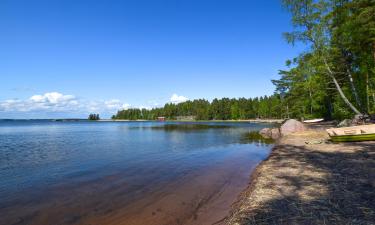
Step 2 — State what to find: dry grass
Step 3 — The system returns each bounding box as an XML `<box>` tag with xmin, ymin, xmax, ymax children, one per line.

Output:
<box><xmin>226</xmin><ymin>127</ymin><xmax>375</xmax><ymax>225</ymax></box>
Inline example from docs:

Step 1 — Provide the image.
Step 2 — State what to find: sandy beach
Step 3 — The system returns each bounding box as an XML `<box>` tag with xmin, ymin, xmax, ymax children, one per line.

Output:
<box><xmin>227</xmin><ymin>125</ymin><xmax>375</xmax><ymax>225</ymax></box>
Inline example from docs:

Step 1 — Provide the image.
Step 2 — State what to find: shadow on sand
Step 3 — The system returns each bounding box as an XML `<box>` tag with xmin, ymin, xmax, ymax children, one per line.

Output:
<box><xmin>228</xmin><ymin>141</ymin><xmax>375</xmax><ymax>225</ymax></box>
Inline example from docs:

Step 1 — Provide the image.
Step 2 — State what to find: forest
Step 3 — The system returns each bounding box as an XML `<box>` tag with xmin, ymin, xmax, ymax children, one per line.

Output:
<box><xmin>112</xmin><ymin>97</ymin><xmax>283</xmax><ymax>120</ymax></box>
<box><xmin>113</xmin><ymin>0</ymin><xmax>375</xmax><ymax>121</ymax></box>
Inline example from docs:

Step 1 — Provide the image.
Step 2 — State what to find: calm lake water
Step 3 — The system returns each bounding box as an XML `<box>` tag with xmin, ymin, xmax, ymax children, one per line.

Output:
<box><xmin>0</xmin><ymin>121</ymin><xmax>273</xmax><ymax>225</ymax></box>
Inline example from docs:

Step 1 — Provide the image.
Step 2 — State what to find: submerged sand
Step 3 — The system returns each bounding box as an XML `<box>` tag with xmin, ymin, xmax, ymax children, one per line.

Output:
<box><xmin>227</xmin><ymin>126</ymin><xmax>375</xmax><ymax>224</ymax></box>
<box><xmin>1</xmin><ymin>148</ymin><xmax>266</xmax><ymax>225</ymax></box>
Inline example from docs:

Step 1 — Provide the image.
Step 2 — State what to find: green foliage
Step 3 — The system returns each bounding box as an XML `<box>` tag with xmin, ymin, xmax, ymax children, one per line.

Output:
<box><xmin>274</xmin><ymin>0</ymin><xmax>375</xmax><ymax>119</ymax></box>
<box><xmin>88</xmin><ymin>114</ymin><xmax>100</xmax><ymax>120</ymax></box>
<box><xmin>112</xmin><ymin>97</ymin><xmax>283</xmax><ymax>120</ymax></box>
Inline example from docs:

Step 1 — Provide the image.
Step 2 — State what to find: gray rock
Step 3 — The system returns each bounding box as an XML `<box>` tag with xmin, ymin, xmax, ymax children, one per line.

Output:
<box><xmin>259</xmin><ymin>128</ymin><xmax>271</xmax><ymax>134</ymax></box>
<box><xmin>280</xmin><ymin>119</ymin><xmax>306</xmax><ymax>136</ymax></box>
<box><xmin>338</xmin><ymin>119</ymin><xmax>353</xmax><ymax>127</ymax></box>
<box><xmin>259</xmin><ymin>128</ymin><xmax>272</xmax><ymax>138</ymax></box>
<box><xmin>259</xmin><ymin>127</ymin><xmax>281</xmax><ymax>139</ymax></box>
<box><xmin>351</xmin><ymin>114</ymin><xmax>367</xmax><ymax>126</ymax></box>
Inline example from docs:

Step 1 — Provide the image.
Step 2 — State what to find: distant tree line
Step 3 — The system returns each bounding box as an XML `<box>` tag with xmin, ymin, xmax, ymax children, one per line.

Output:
<box><xmin>112</xmin><ymin>96</ymin><xmax>284</xmax><ymax>120</ymax></box>
<box><xmin>88</xmin><ymin>114</ymin><xmax>100</xmax><ymax>120</ymax></box>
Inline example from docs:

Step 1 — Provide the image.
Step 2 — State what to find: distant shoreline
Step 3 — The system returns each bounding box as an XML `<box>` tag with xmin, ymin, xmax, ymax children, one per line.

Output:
<box><xmin>0</xmin><ymin>118</ymin><xmax>284</xmax><ymax>123</ymax></box>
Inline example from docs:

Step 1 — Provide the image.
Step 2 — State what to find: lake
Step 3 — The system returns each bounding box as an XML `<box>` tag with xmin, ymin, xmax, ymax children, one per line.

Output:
<box><xmin>0</xmin><ymin>121</ymin><xmax>273</xmax><ymax>225</ymax></box>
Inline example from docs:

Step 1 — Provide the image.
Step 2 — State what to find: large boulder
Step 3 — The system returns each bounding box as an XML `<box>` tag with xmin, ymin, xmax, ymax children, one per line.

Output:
<box><xmin>280</xmin><ymin>119</ymin><xmax>306</xmax><ymax>136</ymax></box>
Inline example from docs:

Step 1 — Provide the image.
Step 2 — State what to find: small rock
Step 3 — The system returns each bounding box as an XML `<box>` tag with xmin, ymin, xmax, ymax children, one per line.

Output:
<box><xmin>259</xmin><ymin>128</ymin><xmax>271</xmax><ymax>138</ymax></box>
<box><xmin>338</xmin><ymin>119</ymin><xmax>352</xmax><ymax>127</ymax></box>
<box><xmin>270</xmin><ymin>128</ymin><xmax>281</xmax><ymax>139</ymax></box>
<box><xmin>351</xmin><ymin>114</ymin><xmax>367</xmax><ymax>125</ymax></box>
<box><xmin>280</xmin><ymin>119</ymin><xmax>306</xmax><ymax>136</ymax></box>
<box><xmin>259</xmin><ymin>127</ymin><xmax>281</xmax><ymax>139</ymax></box>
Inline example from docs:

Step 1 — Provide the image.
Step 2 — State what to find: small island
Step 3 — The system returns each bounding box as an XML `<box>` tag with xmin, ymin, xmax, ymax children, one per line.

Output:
<box><xmin>88</xmin><ymin>113</ymin><xmax>100</xmax><ymax>121</ymax></box>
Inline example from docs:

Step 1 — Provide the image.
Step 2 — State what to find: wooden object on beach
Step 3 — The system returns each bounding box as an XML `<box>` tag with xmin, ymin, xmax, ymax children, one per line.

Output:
<box><xmin>326</xmin><ymin>124</ymin><xmax>375</xmax><ymax>142</ymax></box>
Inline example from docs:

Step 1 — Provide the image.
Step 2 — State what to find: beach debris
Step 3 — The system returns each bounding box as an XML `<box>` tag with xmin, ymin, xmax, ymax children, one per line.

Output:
<box><xmin>305</xmin><ymin>140</ymin><xmax>323</xmax><ymax>145</ymax></box>
<box><xmin>280</xmin><ymin>119</ymin><xmax>306</xmax><ymax>136</ymax></box>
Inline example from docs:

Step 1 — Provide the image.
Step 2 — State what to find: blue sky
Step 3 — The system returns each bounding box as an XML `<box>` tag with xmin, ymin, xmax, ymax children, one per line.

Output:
<box><xmin>0</xmin><ymin>0</ymin><xmax>304</xmax><ymax>118</ymax></box>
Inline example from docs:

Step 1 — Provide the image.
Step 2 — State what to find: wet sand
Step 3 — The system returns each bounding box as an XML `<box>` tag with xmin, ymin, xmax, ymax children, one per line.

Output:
<box><xmin>1</xmin><ymin>150</ymin><xmax>265</xmax><ymax>225</ymax></box>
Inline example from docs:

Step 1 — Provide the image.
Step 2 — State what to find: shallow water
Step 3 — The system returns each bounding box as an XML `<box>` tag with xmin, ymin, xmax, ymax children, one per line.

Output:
<box><xmin>0</xmin><ymin>121</ymin><xmax>273</xmax><ymax>225</ymax></box>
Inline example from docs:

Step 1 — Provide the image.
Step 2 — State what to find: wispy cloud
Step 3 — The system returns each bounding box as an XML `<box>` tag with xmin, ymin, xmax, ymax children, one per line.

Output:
<box><xmin>170</xmin><ymin>94</ymin><xmax>189</xmax><ymax>104</ymax></box>
<box><xmin>104</xmin><ymin>99</ymin><xmax>131</xmax><ymax>110</ymax></box>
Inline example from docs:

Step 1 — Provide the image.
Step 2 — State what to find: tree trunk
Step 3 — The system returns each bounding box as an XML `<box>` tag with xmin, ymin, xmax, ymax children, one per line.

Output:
<box><xmin>327</xmin><ymin>97</ymin><xmax>333</xmax><ymax>120</ymax></box>
<box><xmin>346</xmin><ymin>67</ymin><xmax>362</xmax><ymax>108</ymax></box>
<box><xmin>370</xmin><ymin>82</ymin><xmax>375</xmax><ymax>108</ymax></box>
<box><xmin>366</xmin><ymin>72</ymin><xmax>370</xmax><ymax>113</ymax></box>
<box><xmin>331</xmin><ymin>74</ymin><xmax>362</xmax><ymax>115</ymax></box>
<box><xmin>308</xmin><ymin>75</ymin><xmax>313</xmax><ymax>115</ymax></box>
<box><xmin>309</xmin><ymin>87</ymin><xmax>313</xmax><ymax>115</ymax></box>
<box><xmin>323</xmin><ymin>58</ymin><xmax>363</xmax><ymax>115</ymax></box>
<box><xmin>373</xmin><ymin>42</ymin><xmax>375</xmax><ymax>110</ymax></box>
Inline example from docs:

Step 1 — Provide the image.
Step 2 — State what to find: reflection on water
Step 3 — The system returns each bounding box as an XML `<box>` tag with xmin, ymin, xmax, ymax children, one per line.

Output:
<box><xmin>0</xmin><ymin>121</ymin><xmax>274</xmax><ymax>225</ymax></box>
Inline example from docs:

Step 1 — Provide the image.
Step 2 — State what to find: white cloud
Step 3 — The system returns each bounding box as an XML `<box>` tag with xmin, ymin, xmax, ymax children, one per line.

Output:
<box><xmin>170</xmin><ymin>94</ymin><xmax>189</xmax><ymax>104</ymax></box>
<box><xmin>0</xmin><ymin>92</ymin><xmax>130</xmax><ymax>116</ymax></box>
<box><xmin>30</xmin><ymin>92</ymin><xmax>75</xmax><ymax>104</ymax></box>
<box><xmin>147</xmin><ymin>100</ymin><xmax>162</xmax><ymax>108</ymax></box>
<box><xmin>0</xmin><ymin>99</ymin><xmax>23</xmax><ymax>111</ymax></box>
<box><xmin>138</xmin><ymin>105</ymin><xmax>152</xmax><ymax>110</ymax></box>
<box><xmin>0</xmin><ymin>92</ymin><xmax>78</xmax><ymax>112</ymax></box>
